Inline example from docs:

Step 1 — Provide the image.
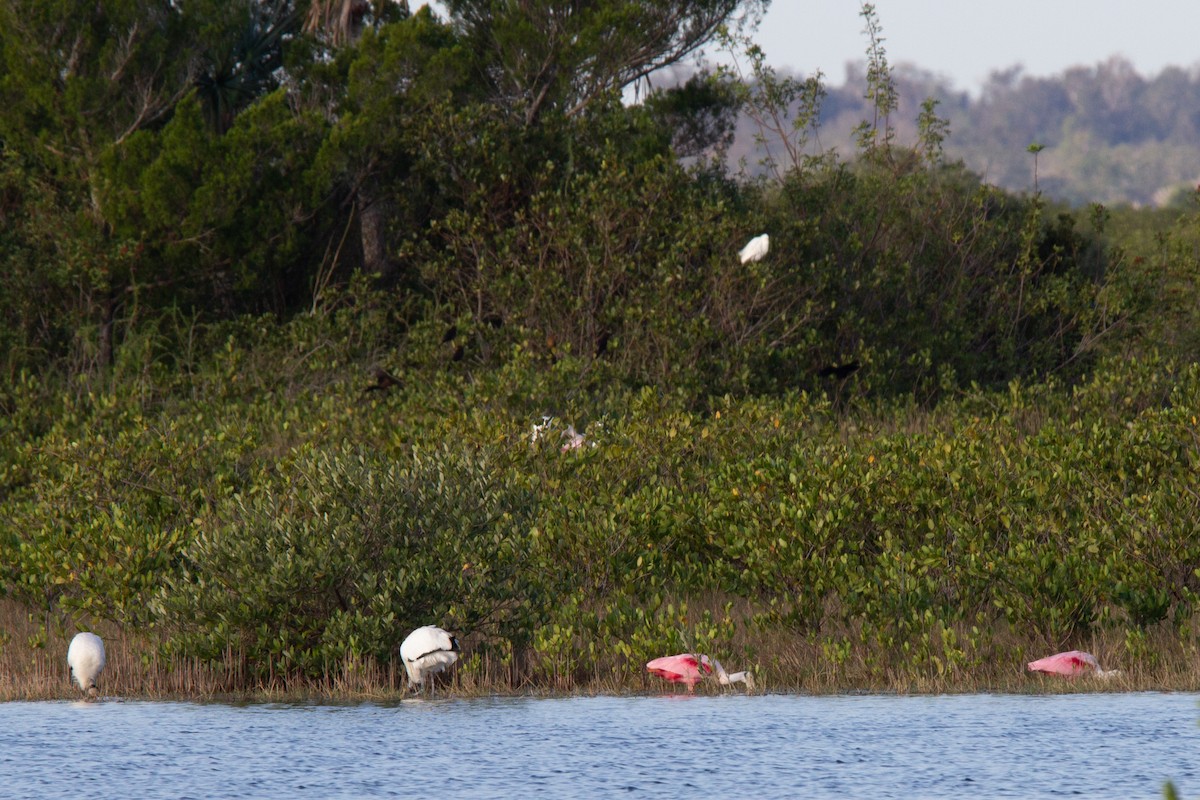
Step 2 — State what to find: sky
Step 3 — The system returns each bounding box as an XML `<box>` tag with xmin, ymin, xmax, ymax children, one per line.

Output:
<box><xmin>746</xmin><ymin>1</ymin><xmax>1200</xmax><ymax>94</ymax></box>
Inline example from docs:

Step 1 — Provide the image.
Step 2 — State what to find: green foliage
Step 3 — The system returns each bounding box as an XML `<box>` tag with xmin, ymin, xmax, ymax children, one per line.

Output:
<box><xmin>157</xmin><ymin>444</ymin><xmax>542</xmax><ymax>680</ymax></box>
<box><xmin>102</xmin><ymin>90</ymin><xmax>332</xmax><ymax>311</ymax></box>
<box><xmin>2</xmin><ymin>300</ymin><xmax>1200</xmax><ymax>687</ymax></box>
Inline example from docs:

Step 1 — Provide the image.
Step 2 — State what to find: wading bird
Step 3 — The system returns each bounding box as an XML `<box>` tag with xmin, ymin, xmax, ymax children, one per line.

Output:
<box><xmin>67</xmin><ymin>632</ymin><xmax>106</xmax><ymax>698</ymax></box>
<box><xmin>646</xmin><ymin>653</ymin><xmax>754</xmax><ymax>693</ymax></box>
<box><xmin>561</xmin><ymin>424</ymin><xmax>586</xmax><ymax>451</ymax></box>
<box><xmin>1027</xmin><ymin>650</ymin><xmax>1119</xmax><ymax>678</ymax></box>
<box><xmin>738</xmin><ymin>233</ymin><xmax>770</xmax><ymax>264</ymax></box>
<box><xmin>400</xmin><ymin>626</ymin><xmax>461</xmax><ymax>692</ymax></box>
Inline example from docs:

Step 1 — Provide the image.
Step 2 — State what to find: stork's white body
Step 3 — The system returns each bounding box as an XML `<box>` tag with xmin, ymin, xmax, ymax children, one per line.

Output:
<box><xmin>67</xmin><ymin>632</ymin><xmax>106</xmax><ymax>696</ymax></box>
<box><xmin>400</xmin><ymin>626</ymin><xmax>460</xmax><ymax>689</ymax></box>
<box><xmin>738</xmin><ymin>233</ymin><xmax>770</xmax><ymax>264</ymax></box>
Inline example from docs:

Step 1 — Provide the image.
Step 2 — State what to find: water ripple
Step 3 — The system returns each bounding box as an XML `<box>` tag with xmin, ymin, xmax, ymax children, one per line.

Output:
<box><xmin>0</xmin><ymin>693</ymin><xmax>1196</xmax><ymax>799</ymax></box>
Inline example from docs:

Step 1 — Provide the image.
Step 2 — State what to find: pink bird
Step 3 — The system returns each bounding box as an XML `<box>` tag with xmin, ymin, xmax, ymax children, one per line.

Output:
<box><xmin>646</xmin><ymin>653</ymin><xmax>754</xmax><ymax>692</ymax></box>
<box><xmin>1027</xmin><ymin>650</ymin><xmax>1120</xmax><ymax>678</ymax></box>
<box><xmin>560</xmin><ymin>425</ymin><xmax>586</xmax><ymax>451</ymax></box>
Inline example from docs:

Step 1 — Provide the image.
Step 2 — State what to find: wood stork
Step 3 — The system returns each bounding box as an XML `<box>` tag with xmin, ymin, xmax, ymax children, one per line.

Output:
<box><xmin>67</xmin><ymin>632</ymin><xmax>106</xmax><ymax>698</ymax></box>
<box><xmin>738</xmin><ymin>233</ymin><xmax>770</xmax><ymax>264</ymax></box>
<box><xmin>400</xmin><ymin>626</ymin><xmax>461</xmax><ymax>691</ymax></box>
<box><xmin>646</xmin><ymin>653</ymin><xmax>754</xmax><ymax>693</ymax></box>
<box><xmin>1027</xmin><ymin>650</ymin><xmax>1119</xmax><ymax>678</ymax></box>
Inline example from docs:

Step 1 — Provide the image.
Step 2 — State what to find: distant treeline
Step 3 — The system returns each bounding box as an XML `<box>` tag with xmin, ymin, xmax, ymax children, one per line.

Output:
<box><xmin>733</xmin><ymin>56</ymin><xmax>1200</xmax><ymax>207</ymax></box>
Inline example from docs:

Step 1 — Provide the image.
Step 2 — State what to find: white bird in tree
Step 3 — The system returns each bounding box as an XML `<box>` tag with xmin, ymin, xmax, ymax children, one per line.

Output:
<box><xmin>400</xmin><ymin>626</ymin><xmax>461</xmax><ymax>692</ymax></box>
<box><xmin>738</xmin><ymin>233</ymin><xmax>770</xmax><ymax>264</ymax></box>
<box><xmin>530</xmin><ymin>414</ymin><xmax>555</xmax><ymax>445</ymax></box>
<box><xmin>67</xmin><ymin>632</ymin><xmax>106</xmax><ymax>699</ymax></box>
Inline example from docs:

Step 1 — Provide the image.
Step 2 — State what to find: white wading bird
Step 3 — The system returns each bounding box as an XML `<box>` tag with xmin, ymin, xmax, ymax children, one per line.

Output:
<box><xmin>530</xmin><ymin>414</ymin><xmax>556</xmax><ymax>445</ymax></box>
<box><xmin>738</xmin><ymin>233</ymin><xmax>770</xmax><ymax>264</ymax></box>
<box><xmin>67</xmin><ymin>632</ymin><xmax>106</xmax><ymax>699</ymax></box>
<box><xmin>400</xmin><ymin>625</ymin><xmax>461</xmax><ymax>692</ymax></box>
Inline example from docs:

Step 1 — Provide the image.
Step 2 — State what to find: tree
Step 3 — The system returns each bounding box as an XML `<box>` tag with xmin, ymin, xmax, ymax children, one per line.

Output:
<box><xmin>444</xmin><ymin>0</ymin><xmax>769</xmax><ymax>125</ymax></box>
<box><xmin>192</xmin><ymin>0</ymin><xmax>305</xmax><ymax>133</ymax></box>
<box><xmin>304</xmin><ymin>7</ymin><xmax>474</xmax><ymax>288</ymax></box>
<box><xmin>0</xmin><ymin>1</ymin><xmax>320</xmax><ymax>371</ymax></box>
<box><xmin>0</xmin><ymin>0</ymin><xmax>200</xmax><ymax>369</ymax></box>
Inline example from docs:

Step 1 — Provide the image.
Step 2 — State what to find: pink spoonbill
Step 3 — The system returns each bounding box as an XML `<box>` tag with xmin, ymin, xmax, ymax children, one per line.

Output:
<box><xmin>646</xmin><ymin>653</ymin><xmax>754</xmax><ymax>693</ymax></box>
<box><xmin>560</xmin><ymin>424</ymin><xmax>586</xmax><ymax>451</ymax></box>
<box><xmin>1027</xmin><ymin>650</ymin><xmax>1119</xmax><ymax>678</ymax></box>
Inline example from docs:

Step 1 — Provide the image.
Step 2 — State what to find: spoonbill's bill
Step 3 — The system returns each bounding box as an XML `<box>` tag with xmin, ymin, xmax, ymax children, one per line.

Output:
<box><xmin>646</xmin><ymin>653</ymin><xmax>754</xmax><ymax>692</ymax></box>
<box><xmin>67</xmin><ymin>632</ymin><xmax>106</xmax><ymax>698</ymax></box>
<box><xmin>1027</xmin><ymin>650</ymin><xmax>1119</xmax><ymax>678</ymax></box>
<box><xmin>400</xmin><ymin>626</ymin><xmax>461</xmax><ymax>691</ymax></box>
<box><xmin>738</xmin><ymin>233</ymin><xmax>770</xmax><ymax>264</ymax></box>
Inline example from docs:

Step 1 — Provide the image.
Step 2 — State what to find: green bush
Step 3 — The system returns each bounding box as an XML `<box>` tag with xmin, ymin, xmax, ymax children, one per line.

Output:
<box><xmin>155</xmin><ymin>443</ymin><xmax>542</xmax><ymax>681</ymax></box>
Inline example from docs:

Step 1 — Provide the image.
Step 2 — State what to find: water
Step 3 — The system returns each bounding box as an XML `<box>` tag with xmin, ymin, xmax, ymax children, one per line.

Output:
<box><xmin>1</xmin><ymin>693</ymin><xmax>1197</xmax><ymax>799</ymax></box>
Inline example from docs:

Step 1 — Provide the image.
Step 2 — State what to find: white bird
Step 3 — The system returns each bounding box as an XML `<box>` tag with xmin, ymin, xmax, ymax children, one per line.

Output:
<box><xmin>400</xmin><ymin>625</ymin><xmax>461</xmax><ymax>691</ymax></box>
<box><xmin>67</xmin><ymin>632</ymin><xmax>106</xmax><ymax>698</ymax></box>
<box><xmin>738</xmin><ymin>233</ymin><xmax>770</xmax><ymax>264</ymax></box>
<box><xmin>530</xmin><ymin>414</ymin><xmax>555</xmax><ymax>446</ymax></box>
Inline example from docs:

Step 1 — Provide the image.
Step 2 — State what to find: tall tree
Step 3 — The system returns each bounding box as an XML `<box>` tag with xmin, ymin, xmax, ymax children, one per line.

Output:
<box><xmin>0</xmin><ymin>0</ymin><xmax>310</xmax><ymax>370</ymax></box>
<box><xmin>444</xmin><ymin>0</ymin><xmax>768</xmax><ymax>125</ymax></box>
<box><xmin>0</xmin><ymin>0</ymin><xmax>199</xmax><ymax>368</ymax></box>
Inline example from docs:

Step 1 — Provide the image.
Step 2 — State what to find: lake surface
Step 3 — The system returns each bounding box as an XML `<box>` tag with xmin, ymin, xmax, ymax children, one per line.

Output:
<box><xmin>1</xmin><ymin>692</ymin><xmax>1197</xmax><ymax>798</ymax></box>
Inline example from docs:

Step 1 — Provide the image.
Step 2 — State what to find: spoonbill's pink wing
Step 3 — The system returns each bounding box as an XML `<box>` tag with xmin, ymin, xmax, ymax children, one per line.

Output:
<box><xmin>1027</xmin><ymin>650</ymin><xmax>1099</xmax><ymax>675</ymax></box>
<box><xmin>646</xmin><ymin>654</ymin><xmax>712</xmax><ymax>686</ymax></box>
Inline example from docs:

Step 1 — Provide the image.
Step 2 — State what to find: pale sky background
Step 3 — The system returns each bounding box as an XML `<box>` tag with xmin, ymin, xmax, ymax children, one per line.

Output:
<box><xmin>741</xmin><ymin>1</ymin><xmax>1200</xmax><ymax>94</ymax></box>
<box><xmin>423</xmin><ymin>1</ymin><xmax>1200</xmax><ymax>95</ymax></box>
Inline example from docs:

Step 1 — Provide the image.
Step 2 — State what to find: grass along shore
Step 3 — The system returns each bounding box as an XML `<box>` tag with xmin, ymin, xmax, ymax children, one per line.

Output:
<box><xmin>6</xmin><ymin>598</ymin><xmax>1200</xmax><ymax>702</ymax></box>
